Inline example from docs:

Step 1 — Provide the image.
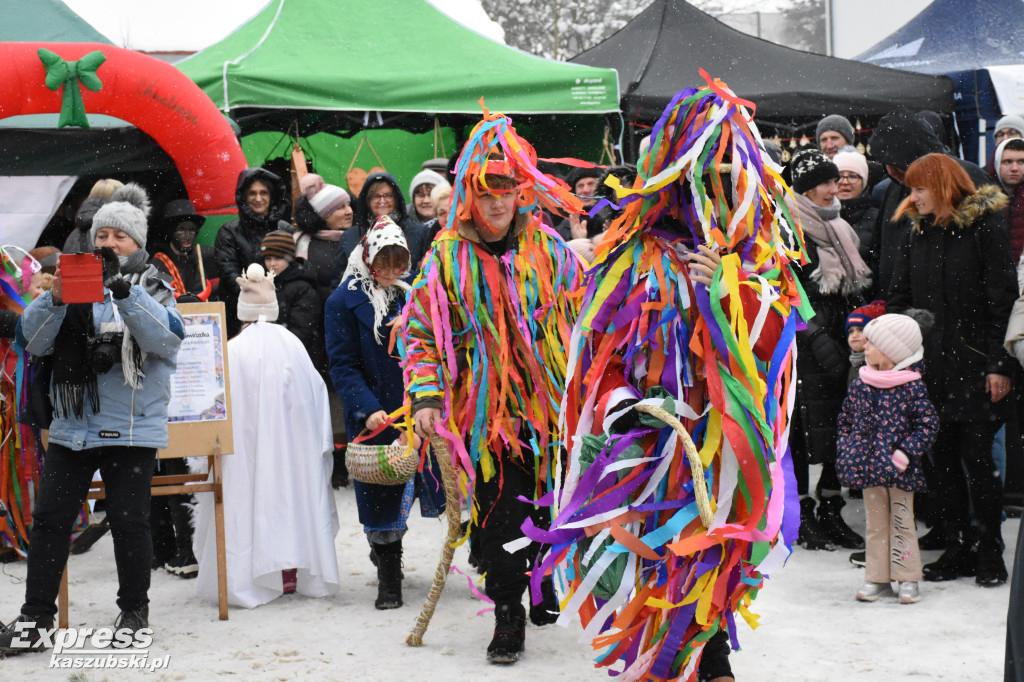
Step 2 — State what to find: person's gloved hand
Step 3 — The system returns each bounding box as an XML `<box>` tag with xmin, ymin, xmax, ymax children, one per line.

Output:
<box><xmin>891</xmin><ymin>449</ymin><xmax>909</xmax><ymax>473</ymax></box>
<box><xmin>96</xmin><ymin>247</ymin><xmax>131</xmax><ymax>299</ymax></box>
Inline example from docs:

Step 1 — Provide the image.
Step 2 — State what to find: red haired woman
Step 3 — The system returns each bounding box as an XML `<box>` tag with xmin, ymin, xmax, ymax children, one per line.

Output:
<box><xmin>889</xmin><ymin>153</ymin><xmax>1017</xmax><ymax>587</ymax></box>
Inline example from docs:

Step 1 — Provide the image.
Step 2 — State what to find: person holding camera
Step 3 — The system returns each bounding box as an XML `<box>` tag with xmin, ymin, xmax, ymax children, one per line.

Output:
<box><xmin>0</xmin><ymin>183</ymin><xmax>184</xmax><ymax>654</ymax></box>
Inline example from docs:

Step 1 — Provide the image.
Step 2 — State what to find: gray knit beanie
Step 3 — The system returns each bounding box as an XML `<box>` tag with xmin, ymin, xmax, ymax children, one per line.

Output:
<box><xmin>995</xmin><ymin>114</ymin><xmax>1024</xmax><ymax>138</ymax></box>
<box><xmin>90</xmin><ymin>183</ymin><xmax>151</xmax><ymax>250</ymax></box>
<box><xmin>816</xmin><ymin>114</ymin><xmax>855</xmax><ymax>147</ymax></box>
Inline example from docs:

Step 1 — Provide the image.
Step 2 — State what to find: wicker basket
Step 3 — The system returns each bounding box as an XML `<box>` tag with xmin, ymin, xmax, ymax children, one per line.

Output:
<box><xmin>345</xmin><ymin>442</ymin><xmax>418</xmax><ymax>486</ymax></box>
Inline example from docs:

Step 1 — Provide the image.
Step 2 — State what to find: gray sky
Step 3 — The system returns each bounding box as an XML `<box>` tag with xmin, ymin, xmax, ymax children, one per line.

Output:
<box><xmin>61</xmin><ymin>0</ymin><xmax>505</xmax><ymax>51</ymax></box>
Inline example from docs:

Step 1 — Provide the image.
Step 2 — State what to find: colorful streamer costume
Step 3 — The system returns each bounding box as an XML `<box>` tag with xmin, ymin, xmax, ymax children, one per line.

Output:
<box><xmin>0</xmin><ymin>247</ymin><xmax>43</xmax><ymax>558</ymax></box>
<box><xmin>398</xmin><ymin>110</ymin><xmax>583</xmax><ymax>496</ymax></box>
<box><xmin>524</xmin><ymin>80</ymin><xmax>810</xmax><ymax>681</ymax></box>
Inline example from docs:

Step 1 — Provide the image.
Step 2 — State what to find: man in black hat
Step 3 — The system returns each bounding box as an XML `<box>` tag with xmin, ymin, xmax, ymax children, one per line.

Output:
<box><xmin>149</xmin><ymin>199</ymin><xmax>219</xmax><ymax>301</ymax></box>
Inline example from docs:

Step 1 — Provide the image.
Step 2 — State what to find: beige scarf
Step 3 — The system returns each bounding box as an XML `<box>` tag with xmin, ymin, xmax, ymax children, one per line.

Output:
<box><xmin>792</xmin><ymin>194</ymin><xmax>872</xmax><ymax>296</ymax></box>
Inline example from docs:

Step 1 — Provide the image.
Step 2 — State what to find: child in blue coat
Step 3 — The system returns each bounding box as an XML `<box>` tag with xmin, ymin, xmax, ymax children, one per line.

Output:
<box><xmin>324</xmin><ymin>215</ymin><xmax>444</xmax><ymax>610</ymax></box>
<box><xmin>837</xmin><ymin>313</ymin><xmax>939</xmax><ymax>604</ymax></box>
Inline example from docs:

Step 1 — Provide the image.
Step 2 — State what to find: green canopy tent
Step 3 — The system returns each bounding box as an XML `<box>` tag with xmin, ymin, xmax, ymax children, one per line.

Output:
<box><xmin>176</xmin><ymin>0</ymin><xmax>620</xmax><ymax>202</ymax></box>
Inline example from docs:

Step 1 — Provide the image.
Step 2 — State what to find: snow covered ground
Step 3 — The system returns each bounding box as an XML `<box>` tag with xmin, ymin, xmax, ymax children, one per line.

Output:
<box><xmin>0</xmin><ymin>486</ymin><xmax>1013</xmax><ymax>681</ymax></box>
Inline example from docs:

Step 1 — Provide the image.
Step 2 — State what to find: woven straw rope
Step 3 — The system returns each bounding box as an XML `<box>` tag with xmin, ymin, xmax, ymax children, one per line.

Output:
<box><xmin>633</xmin><ymin>403</ymin><xmax>715</xmax><ymax>528</ymax></box>
<box><xmin>406</xmin><ymin>435</ymin><xmax>462</xmax><ymax>646</ymax></box>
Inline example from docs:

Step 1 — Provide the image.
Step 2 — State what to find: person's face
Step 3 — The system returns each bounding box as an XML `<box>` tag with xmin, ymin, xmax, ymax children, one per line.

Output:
<box><xmin>803</xmin><ymin>179</ymin><xmax>838</xmax><ymax>207</ymax></box>
<box><xmin>173</xmin><ymin>221</ymin><xmax>198</xmax><ymax>250</ymax></box>
<box><xmin>94</xmin><ymin>227</ymin><xmax>140</xmax><ymax>256</ymax></box>
<box><xmin>818</xmin><ymin>131</ymin><xmax>847</xmax><ymax>159</ymax></box>
<box><xmin>848</xmin><ymin>326</ymin><xmax>867</xmax><ymax>352</ymax></box>
<box><xmin>910</xmin><ymin>185</ymin><xmax>936</xmax><ymax>216</ymax></box>
<box><xmin>476</xmin><ymin>190</ymin><xmax>517</xmax><ymax>239</ymax></box>
<box><xmin>326</xmin><ymin>204</ymin><xmax>354</xmax><ymax>230</ymax></box>
<box><xmin>413</xmin><ymin>184</ymin><xmax>435</xmax><ymax>219</ymax></box>
<box><xmin>436</xmin><ymin>202</ymin><xmax>450</xmax><ymax>227</ymax></box>
<box><xmin>370</xmin><ymin>257</ymin><xmax>406</xmax><ymax>289</ymax></box>
<box><xmin>367</xmin><ymin>182</ymin><xmax>396</xmax><ymax>218</ymax></box>
<box><xmin>836</xmin><ymin>172</ymin><xmax>865</xmax><ymax>200</ymax></box>
<box><xmin>999</xmin><ymin>149</ymin><xmax>1024</xmax><ymax>188</ymax></box>
<box><xmin>863</xmin><ymin>339</ymin><xmax>894</xmax><ymax>370</ymax></box>
<box><xmin>575</xmin><ymin>176</ymin><xmax>600</xmax><ymax>207</ymax></box>
<box><xmin>247</xmin><ymin>180</ymin><xmax>271</xmax><ymax>217</ymax></box>
<box><xmin>886</xmin><ymin>164</ymin><xmax>907</xmax><ymax>185</ymax></box>
<box><xmin>264</xmin><ymin>256</ymin><xmax>288</xmax><ymax>275</ymax></box>
<box><xmin>995</xmin><ymin>128</ymin><xmax>1023</xmax><ymax>144</ymax></box>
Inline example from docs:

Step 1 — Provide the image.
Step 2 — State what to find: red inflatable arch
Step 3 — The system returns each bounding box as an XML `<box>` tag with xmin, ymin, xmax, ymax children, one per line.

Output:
<box><xmin>0</xmin><ymin>42</ymin><xmax>246</xmax><ymax>215</ymax></box>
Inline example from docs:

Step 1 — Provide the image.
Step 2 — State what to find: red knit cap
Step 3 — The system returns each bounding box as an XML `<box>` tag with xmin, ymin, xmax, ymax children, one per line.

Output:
<box><xmin>846</xmin><ymin>300</ymin><xmax>886</xmax><ymax>332</ymax></box>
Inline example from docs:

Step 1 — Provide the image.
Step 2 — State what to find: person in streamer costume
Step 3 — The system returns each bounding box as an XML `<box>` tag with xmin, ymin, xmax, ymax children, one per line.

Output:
<box><xmin>522</xmin><ymin>78</ymin><xmax>809</xmax><ymax>681</ymax></box>
<box><xmin>398</xmin><ymin>108</ymin><xmax>584</xmax><ymax>664</ymax></box>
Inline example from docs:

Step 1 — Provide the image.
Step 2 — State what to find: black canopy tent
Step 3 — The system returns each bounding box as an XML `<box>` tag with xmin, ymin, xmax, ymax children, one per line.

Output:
<box><xmin>571</xmin><ymin>0</ymin><xmax>955</xmax><ymax>158</ymax></box>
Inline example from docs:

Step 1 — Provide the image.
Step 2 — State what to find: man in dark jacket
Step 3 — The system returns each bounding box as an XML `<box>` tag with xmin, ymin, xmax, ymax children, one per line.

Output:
<box><xmin>553</xmin><ymin>166</ymin><xmax>604</xmax><ymax>240</ymax></box>
<box><xmin>330</xmin><ymin>172</ymin><xmax>427</xmax><ymax>288</ymax></box>
<box><xmin>868</xmin><ymin>111</ymin><xmax>996</xmax><ymax>298</ymax></box>
<box><xmin>993</xmin><ymin>137</ymin><xmax>1024</xmax><ymax>264</ymax></box>
<box><xmin>214</xmin><ymin>168</ymin><xmax>292</xmax><ymax>336</ymax></box>
<box><xmin>149</xmin><ymin>199</ymin><xmax>219</xmax><ymax>301</ymax></box>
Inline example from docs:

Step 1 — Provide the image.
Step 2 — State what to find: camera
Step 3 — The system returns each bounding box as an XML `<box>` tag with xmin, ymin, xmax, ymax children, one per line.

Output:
<box><xmin>87</xmin><ymin>332</ymin><xmax>124</xmax><ymax>374</ymax></box>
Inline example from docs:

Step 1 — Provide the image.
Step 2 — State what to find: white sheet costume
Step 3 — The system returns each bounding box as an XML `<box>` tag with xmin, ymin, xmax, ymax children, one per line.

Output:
<box><xmin>194</xmin><ymin>319</ymin><xmax>340</xmax><ymax>608</ymax></box>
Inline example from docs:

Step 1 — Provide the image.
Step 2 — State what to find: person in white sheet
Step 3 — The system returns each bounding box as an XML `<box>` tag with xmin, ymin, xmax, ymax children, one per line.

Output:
<box><xmin>193</xmin><ymin>263</ymin><xmax>339</xmax><ymax>608</ymax></box>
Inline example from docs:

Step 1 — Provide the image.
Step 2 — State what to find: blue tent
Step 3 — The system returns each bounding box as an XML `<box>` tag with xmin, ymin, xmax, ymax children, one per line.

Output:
<box><xmin>856</xmin><ymin>0</ymin><xmax>1024</xmax><ymax>163</ymax></box>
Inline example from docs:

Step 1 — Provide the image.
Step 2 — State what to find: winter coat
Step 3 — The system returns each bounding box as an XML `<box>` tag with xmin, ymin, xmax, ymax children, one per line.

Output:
<box><xmin>836</xmin><ymin>369</ymin><xmax>939</xmax><ymax>492</ymax></box>
<box><xmin>273</xmin><ymin>260</ymin><xmax>326</xmax><ymax>377</ymax></box>
<box><xmin>324</xmin><ymin>275</ymin><xmax>444</xmax><ymax>528</ymax></box>
<box><xmin>325</xmin><ymin>278</ymin><xmax>407</xmax><ymax>442</ymax></box>
<box><xmin>840</xmin><ymin>193</ymin><xmax>879</xmax><ymax>268</ymax></box>
<box><xmin>888</xmin><ymin>185</ymin><xmax>1018</xmax><ymax>422</ymax></box>
<box><xmin>789</xmin><ymin>195</ymin><xmax>869</xmax><ymax>464</ymax></box>
<box><xmin>988</xmin><ymin>153</ymin><xmax>1024</xmax><ymax>263</ymax></box>
<box><xmin>214</xmin><ymin>168</ymin><xmax>293</xmax><ymax>334</ymax></box>
<box><xmin>17</xmin><ymin>275</ymin><xmax>184</xmax><ymax>450</ymax></box>
<box><xmin>330</xmin><ymin>172</ymin><xmax>428</xmax><ymax>287</ymax></box>
<box><xmin>149</xmin><ymin>243</ymin><xmax>219</xmax><ymax>298</ymax></box>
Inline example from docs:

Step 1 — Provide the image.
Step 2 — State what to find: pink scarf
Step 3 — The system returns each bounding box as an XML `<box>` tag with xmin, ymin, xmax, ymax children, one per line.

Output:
<box><xmin>859</xmin><ymin>365</ymin><xmax>921</xmax><ymax>389</ymax></box>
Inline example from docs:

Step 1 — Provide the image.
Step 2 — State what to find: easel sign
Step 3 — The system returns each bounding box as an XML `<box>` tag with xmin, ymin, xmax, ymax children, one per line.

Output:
<box><xmin>161</xmin><ymin>301</ymin><xmax>233</xmax><ymax>459</ymax></box>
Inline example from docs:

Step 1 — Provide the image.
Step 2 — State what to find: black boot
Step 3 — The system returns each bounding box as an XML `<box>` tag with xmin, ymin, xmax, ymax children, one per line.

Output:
<box><xmin>114</xmin><ymin>606</ymin><xmax>149</xmax><ymax>637</ymax></box>
<box><xmin>373</xmin><ymin>541</ymin><xmax>403</xmax><ymax>610</ymax></box>
<box><xmin>975</xmin><ymin>533</ymin><xmax>1008</xmax><ymax>587</ymax></box>
<box><xmin>332</xmin><ymin>447</ymin><xmax>349</xmax><ymax>488</ymax></box>
<box><xmin>487</xmin><ymin>602</ymin><xmax>526</xmax><ymax>664</ymax></box>
<box><xmin>529</xmin><ymin>576</ymin><xmax>558</xmax><ymax>626</ymax></box>
<box><xmin>816</xmin><ymin>495</ymin><xmax>864</xmax><ymax>549</ymax></box>
<box><xmin>798</xmin><ymin>497</ymin><xmax>835</xmax><ymax>551</ymax></box>
<box><xmin>0</xmin><ymin>613</ymin><xmax>54</xmax><ymax>654</ymax></box>
<box><xmin>923</xmin><ymin>529</ymin><xmax>977</xmax><ymax>581</ymax></box>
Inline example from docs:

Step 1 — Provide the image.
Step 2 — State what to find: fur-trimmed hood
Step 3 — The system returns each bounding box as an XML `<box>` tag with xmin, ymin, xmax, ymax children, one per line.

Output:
<box><xmin>905</xmin><ymin>184</ymin><xmax>1009</xmax><ymax>233</ymax></box>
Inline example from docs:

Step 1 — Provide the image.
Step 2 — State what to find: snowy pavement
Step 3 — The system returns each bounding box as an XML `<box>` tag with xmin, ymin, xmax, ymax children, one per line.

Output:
<box><xmin>0</xmin><ymin>486</ymin><xmax>1013</xmax><ymax>681</ymax></box>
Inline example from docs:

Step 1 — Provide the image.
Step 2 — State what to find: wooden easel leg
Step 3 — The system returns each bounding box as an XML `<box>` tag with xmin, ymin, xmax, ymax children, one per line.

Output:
<box><xmin>211</xmin><ymin>450</ymin><xmax>228</xmax><ymax>620</ymax></box>
<box><xmin>58</xmin><ymin>566</ymin><xmax>69</xmax><ymax>629</ymax></box>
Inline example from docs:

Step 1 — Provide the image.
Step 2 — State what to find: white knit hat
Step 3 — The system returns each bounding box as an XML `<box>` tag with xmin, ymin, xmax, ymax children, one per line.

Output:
<box><xmin>90</xmin><ymin>183</ymin><xmax>151</xmax><ymax>250</ymax></box>
<box><xmin>408</xmin><ymin>169</ymin><xmax>447</xmax><ymax>200</ymax></box>
<box><xmin>236</xmin><ymin>263</ymin><xmax>279</xmax><ymax>322</ymax></box>
<box><xmin>833</xmin><ymin>151</ymin><xmax>869</xmax><ymax>186</ymax></box>
<box><xmin>864</xmin><ymin>314</ymin><xmax>923</xmax><ymax>369</ymax></box>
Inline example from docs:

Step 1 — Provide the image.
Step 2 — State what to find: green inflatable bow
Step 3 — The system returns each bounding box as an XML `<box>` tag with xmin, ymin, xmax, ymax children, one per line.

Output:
<box><xmin>38</xmin><ymin>48</ymin><xmax>106</xmax><ymax>129</ymax></box>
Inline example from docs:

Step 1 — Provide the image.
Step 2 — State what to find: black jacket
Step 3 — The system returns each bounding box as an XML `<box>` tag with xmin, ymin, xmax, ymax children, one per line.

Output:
<box><xmin>887</xmin><ymin>185</ymin><xmax>1017</xmax><ymax>423</ymax></box>
<box><xmin>793</xmin><ymin>236</ymin><xmax>866</xmax><ymax>465</ymax></box>
<box><xmin>274</xmin><ymin>259</ymin><xmax>327</xmax><ymax>378</ymax></box>
<box><xmin>214</xmin><ymin>168</ymin><xmax>292</xmax><ymax>334</ymax></box>
<box><xmin>840</xmin><ymin>193</ymin><xmax>879</xmax><ymax>267</ymax></box>
<box><xmin>330</xmin><ymin>172</ymin><xmax>427</xmax><ymax>287</ymax></box>
<box><xmin>149</xmin><ymin>243</ymin><xmax>219</xmax><ymax>298</ymax></box>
